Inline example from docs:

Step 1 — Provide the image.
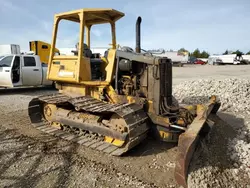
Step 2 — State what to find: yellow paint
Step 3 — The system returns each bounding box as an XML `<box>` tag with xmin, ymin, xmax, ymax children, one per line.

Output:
<box><xmin>58</xmin><ymin>83</ymin><xmax>103</xmax><ymax>100</ymax></box>
<box><xmin>147</xmin><ymin>100</ymin><xmax>154</xmax><ymax>113</ymax></box>
<box><xmin>184</xmin><ymin>105</ymin><xmax>197</xmax><ymax>111</ymax></box>
<box><xmin>104</xmin><ymin>136</ymin><xmax>125</xmax><ymax>147</ymax></box>
<box><xmin>43</xmin><ymin>103</ymin><xmax>57</xmax><ymax>122</ymax></box>
<box><xmin>105</xmin><ymin>85</ymin><xmax>119</xmax><ymax>103</ymax></box>
<box><xmin>159</xmin><ymin>131</ymin><xmax>171</xmax><ymax>139</ymax></box>
<box><xmin>45</xmin><ymin>9</ymin><xmax>141</xmax><ymax>107</ymax></box>
<box><xmin>51</xmin><ymin>122</ymin><xmax>61</xmax><ymax>129</ymax></box>
<box><xmin>54</xmin><ymin>8</ymin><xmax>124</xmax><ymax>24</ymax></box>
<box><xmin>112</xmin><ymin>139</ymin><xmax>125</xmax><ymax>147</ymax></box>
<box><xmin>29</xmin><ymin>40</ymin><xmax>60</xmax><ymax>64</ymax></box>
<box><xmin>209</xmin><ymin>95</ymin><xmax>217</xmax><ymax>103</ymax></box>
<box><xmin>196</xmin><ymin>104</ymin><xmax>207</xmax><ymax>116</ymax></box>
<box><xmin>43</xmin><ymin>103</ymin><xmax>61</xmax><ymax>129</ymax></box>
<box><xmin>177</xmin><ymin>119</ymin><xmax>185</xmax><ymax>125</ymax></box>
<box><xmin>104</xmin><ymin>49</ymin><xmax>116</xmax><ymax>83</ymax></box>
<box><xmin>158</xmin><ymin>130</ymin><xmax>179</xmax><ymax>142</ymax></box>
<box><xmin>127</xmin><ymin>96</ymin><xmax>136</xmax><ymax>104</ymax></box>
<box><xmin>46</xmin><ymin>8</ymin><xmax>122</xmax><ymax>94</ymax></box>
<box><xmin>104</xmin><ymin>136</ymin><xmax>113</xmax><ymax>143</ymax></box>
<box><xmin>147</xmin><ymin>113</ymin><xmax>170</xmax><ymax>126</ymax></box>
<box><xmin>122</xmin><ymin>75</ymin><xmax>131</xmax><ymax>79</ymax></box>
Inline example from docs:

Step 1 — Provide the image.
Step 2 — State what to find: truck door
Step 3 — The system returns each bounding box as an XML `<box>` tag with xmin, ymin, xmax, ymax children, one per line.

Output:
<box><xmin>21</xmin><ymin>56</ymin><xmax>42</xmax><ymax>86</ymax></box>
<box><xmin>12</xmin><ymin>56</ymin><xmax>22</xmax><ymax>86</ymax></box>
<box><xmin>0</xmin><ymin>55</ymin><xmax>14</xmax><ymax>87</ymax></box>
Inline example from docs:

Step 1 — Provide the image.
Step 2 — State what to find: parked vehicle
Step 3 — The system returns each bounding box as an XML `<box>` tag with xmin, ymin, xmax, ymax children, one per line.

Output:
<box><xmin>0</xmin><ymin>44</ymin><xmax>21</xmax><ymax>55</ymax></box>
<box><xmin>194</xmin><ymin>59</ymin><xmax>206</xmax><ymax>65</ymax></box>
<box><xmin>241</xmin><ymin>55</ymin><xmax>250</xmax><ymax>64</ymax></box>
<box><xmin>150</xmin><ymin>50</ymin><xmax>189</xmax><ymax>64</ymax></box>
<box><xmin>209</xmin><ymin>54</ymin><xmax>243</xmax><ymax>65</ymax></box>
<box><xmin>187</xmin><ymin>56</ymin><xmax>196</xmax><ymax>64</ymax></box>
<box><xmin>28</xmin><ymin>41</ymin><xmax>60</xmax><ymax>64</ymax></box>
<box><xmin>0</xmin><ymin>54</ymin><xmax>53</xmax><ymax>88</ymax></box>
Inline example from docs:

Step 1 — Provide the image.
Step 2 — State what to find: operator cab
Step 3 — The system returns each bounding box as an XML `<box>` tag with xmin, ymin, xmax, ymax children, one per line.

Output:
<box><xmin>71</xmin><ymin>42</ymin><xmax>105</xmax><ymax>80</ymax></box>
<box><xmin>47</xmin><ymin>8</ymin><xmax>124</xmax><ymax>84</ymax></box>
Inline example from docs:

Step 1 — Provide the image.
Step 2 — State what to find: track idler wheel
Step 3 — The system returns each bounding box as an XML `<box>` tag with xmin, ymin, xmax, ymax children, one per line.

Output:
<box><xmin>102</xmin><ymin>114</ymin><xmax>128</xmax><ymax>147</ymax></box>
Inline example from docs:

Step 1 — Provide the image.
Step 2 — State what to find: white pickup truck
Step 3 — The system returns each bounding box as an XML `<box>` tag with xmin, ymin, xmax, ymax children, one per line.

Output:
<box><xmin>0</xmin><ymin>54</ymin><xmax>53</xmax><ymax>88</ymax></box>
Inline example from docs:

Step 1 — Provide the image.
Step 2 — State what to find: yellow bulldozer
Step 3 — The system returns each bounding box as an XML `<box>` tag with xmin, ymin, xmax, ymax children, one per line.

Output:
<box><xmin>28</xmin><ymin>8</ymin><xmax>220</xmax><ymax>187</ymax></box>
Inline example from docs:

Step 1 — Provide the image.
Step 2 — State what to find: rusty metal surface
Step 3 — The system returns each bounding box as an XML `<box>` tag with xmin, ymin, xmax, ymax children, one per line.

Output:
<box><xmin>28</xmin><ymin>93</ymin><xmax>221</xmax><ymax>187</ymax></box>
<box><xmin>174</xmin><ymin>96</ymin><xmax>221</xmax><ymax>187</ymax></box>
<box><xmin>58</xmin><ymin>115</ymin><xmax>128</xmax><ymax>141</ymax></box>
<box><xmin>28</xmin><ymin>93</ymin><xmax>150</xmax><ymax>156</ymax></box>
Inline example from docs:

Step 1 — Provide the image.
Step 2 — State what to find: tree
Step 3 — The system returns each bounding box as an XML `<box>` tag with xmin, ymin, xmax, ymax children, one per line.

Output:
<box><xmin>223</xmin><ymin>50</ymin><xmax>229</xmax><ymax>55</ymax></box>
<box><xmin>200</xmin><ymin>50</ymin><xmax>210</xmax><ymax>58</ymax></box>
<box><xmin>191</xmin><ymin>48</ymin><xmax>201</xmax><ymax>58</ymax></box>
<box><xmin>232</xmin><ymin>50</ymin><xmax>244</xmax><ymax>55</ymax></box>
<box><xmin>246</xmin><ymin>51</ymin><xmax>250</xmax><ymax>55</ymax></box>
<box><xmin>178</xmin><ymin>48</ymin><xmax>188</xmax><ymax>53</ymax></box>
<box><xmin>189</xmin><ymin>48</ymin><xmax>209</xmax><ymax>58</ymax></box>
<box><xmin>178</xmin><ymin>48</ymin><xmax>189</xmax><ymax>55</ymax></box>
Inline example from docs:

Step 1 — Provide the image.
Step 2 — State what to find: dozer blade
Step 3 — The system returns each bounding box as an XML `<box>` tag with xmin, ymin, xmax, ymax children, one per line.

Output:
<box><xmin>174</xmin><ymin>96</ymin><xmax>221</xmax><ymax>188</ymax></box>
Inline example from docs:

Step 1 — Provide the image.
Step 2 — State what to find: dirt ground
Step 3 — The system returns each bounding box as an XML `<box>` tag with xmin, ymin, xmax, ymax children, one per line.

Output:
<box><xmin>0</xmin><ymin>87</ymin><xmax>178</xmax><ymax>188</ymax></box>
<box><xmin>0</xmin><ymin>64</ymin><xmax>250</xmax><ymax>188</ymax></box>
<box><xmin>173</xmin><ymin>64</ymin><xmax>250</xmax><ymax>85</ymax></box>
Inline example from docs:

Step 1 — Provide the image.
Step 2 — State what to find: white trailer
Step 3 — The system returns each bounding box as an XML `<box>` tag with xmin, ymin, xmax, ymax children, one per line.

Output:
<box><xmin>58</xmin><ymin>48</ymin><xmax>75</xmax><ymax>55</ymax></box>
<box><xmin>242</xmin><ymin>55</ymin><xmax>250</xmax><ymax>61</ymax></box>
<box><xmin>59</xmin><ymin>47</ymin><xmax>108</xmax><ymax>57</ymax></box>
<box><xmin>0</xmin><ymin>54</ymin><xmax>53</xmax><ymax>88</ymax></box>
<box><xmin>0</xmin><ymin>44</ymin><xmax>21</xmax><ymax>55</ymax></box>
<box><xmin>91</xmin><ymin>47</ymin><xmax>109</xmax><ymax>56</ymax></box>
<box><xmin>150</xmin><ymin>51</ymin><xmax>189</xmax><ymax>64</ymax></box>
<box><xmin>219</xmin><ymin>54</ymin><xmax>242</xmax><ymax>64</ymax></box>
<box><xmin>208</xmin><ymin>54</ymin><xmax>243</xmax><ymax>65</ymax></box>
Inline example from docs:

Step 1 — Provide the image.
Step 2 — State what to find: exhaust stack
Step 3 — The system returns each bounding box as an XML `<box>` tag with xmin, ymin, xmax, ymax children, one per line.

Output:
<box><xmin>135</xmin><ymin>16</ymin><xmax>142</xmax><ymax>53</ymax></box>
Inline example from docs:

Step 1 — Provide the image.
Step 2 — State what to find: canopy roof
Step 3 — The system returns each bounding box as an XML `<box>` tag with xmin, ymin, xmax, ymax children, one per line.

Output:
<box><xmin>55</xmin><ymin>8</ymin><xmax>125</xmax><ymax>25</ymax></box>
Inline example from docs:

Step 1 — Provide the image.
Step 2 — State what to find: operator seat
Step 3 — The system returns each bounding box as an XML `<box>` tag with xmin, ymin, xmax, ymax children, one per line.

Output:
<box><xmin>83</xmin><ymin>43</ymin><xmax>105</xmax><ymax>81</ymax></box>
<box><xmin>72</xmin><ymin>43</ymin><xmax>93</xmax><ymax>57</ymax></box>
<box><xmin>83</xmin><ymin>43</ymin><xmax>92</xmax><ymax>58</ymax></box>
<box><xmin>73</xmin><ymin>43</ymin><xmax>105</xmax><ymax>80</ymax></box>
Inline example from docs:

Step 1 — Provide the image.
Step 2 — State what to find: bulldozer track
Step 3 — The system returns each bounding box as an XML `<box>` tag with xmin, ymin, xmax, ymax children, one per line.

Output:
<box><xmin>28</xmin><ymin>93</ymin><xmax>149</xmax><ymax>156</ymax></box>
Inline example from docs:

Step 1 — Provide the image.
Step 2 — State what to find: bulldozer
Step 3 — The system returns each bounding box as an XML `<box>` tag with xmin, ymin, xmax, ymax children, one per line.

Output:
<box><xmin>28</xmin><ymin>8</ymin><xmax>221</xmax><ymax>187</ymax></box>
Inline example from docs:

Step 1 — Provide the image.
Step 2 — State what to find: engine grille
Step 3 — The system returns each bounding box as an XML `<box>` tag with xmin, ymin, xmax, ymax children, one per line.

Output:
<box><xmin>159</xmin><ymin>57</ymin><xmax>173</xmax><ymax>114</ymax></box>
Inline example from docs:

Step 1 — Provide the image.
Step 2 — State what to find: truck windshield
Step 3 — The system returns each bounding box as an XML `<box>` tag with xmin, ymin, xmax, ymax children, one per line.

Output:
<box><xmin>0</xmin><ymin>56</ymin><xmax>13</xmax><ymax>67</ymax></box>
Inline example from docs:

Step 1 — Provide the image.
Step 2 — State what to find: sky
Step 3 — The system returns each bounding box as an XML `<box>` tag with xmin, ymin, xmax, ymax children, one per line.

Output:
<box><xmin>0</xmin><ymin>0</ymin><xmax>250</xmax><ymax>54</ymax></box>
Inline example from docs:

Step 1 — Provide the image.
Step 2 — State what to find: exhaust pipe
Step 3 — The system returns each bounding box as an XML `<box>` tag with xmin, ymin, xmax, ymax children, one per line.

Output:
<box><xmin>135</xmin><ymin>16</ymin><xmax>142</xmax><ymax>53</ymax></box>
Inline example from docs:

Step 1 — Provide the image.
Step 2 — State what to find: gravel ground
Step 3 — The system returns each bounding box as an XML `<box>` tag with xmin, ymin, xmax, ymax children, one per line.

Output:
<box><xmin>0</xmin><ymin>126</ymin><xmax>152</xmax><ymax>188</ymax></box>
<box><xmin>173</xmin><ymin>78</ymin><xmax>250</xmax><ymax>188</ymax></box>
<box><xmin>173</xmin><ymin>78</ymin><xmax>250</xmax><ymax>114</ymax></box>
<box><xmin>173</xmin><ymin>64</ymin><xmax>250</xmax><ymax>86</ymax></box>
<box><xmin>0</xmin><ymin>87</ymin><xmax>55</xmax><ymax>114</ymax></box>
